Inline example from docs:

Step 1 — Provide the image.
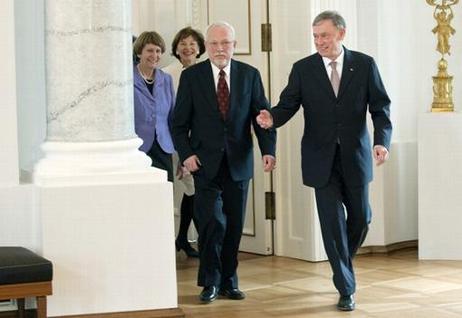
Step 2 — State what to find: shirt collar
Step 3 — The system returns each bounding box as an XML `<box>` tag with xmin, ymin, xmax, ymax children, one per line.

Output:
<box><xmin>210</xmin><ymin>60</ymin><xmax>231</xmax><ymax>78</ymax></box>
<box><xmin>322</xmin><ymin>48</ymin><xmax>345</xmax><ymax>69</ymax></box>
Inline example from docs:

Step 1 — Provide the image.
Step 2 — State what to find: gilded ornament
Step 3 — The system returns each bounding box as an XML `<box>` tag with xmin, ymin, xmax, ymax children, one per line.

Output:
<box><xmin>427</xmin><ymin>0</ymin><xmax>458</xmax><ymax>112</ymax></box>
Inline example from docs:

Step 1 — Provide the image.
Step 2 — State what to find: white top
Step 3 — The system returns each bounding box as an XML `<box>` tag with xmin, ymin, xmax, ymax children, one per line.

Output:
<box><xmin>322</xmin><ymin>49</ymin><xmax>344</xmax><ymax>80</ymax></box>
<box><xmin>162</xmin><ymin>59</ymin><xmax>195</xmax><ymax>196</ymax></box>
<box><xmin>163</xmin><ymin>59</ymin><xmax>184</xmax><ymax>93</ymax></box>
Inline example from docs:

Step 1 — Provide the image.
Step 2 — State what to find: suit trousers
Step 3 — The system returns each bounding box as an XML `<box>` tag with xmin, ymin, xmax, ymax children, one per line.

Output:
<box><xmin>193</xmin><ymin>156</ymin><xmax>249</xmax><ymax>289</ymax></box>
<box><xmin>314</xmin><ymin>145</ymin><xmax>371</xmax><ymax>296</ymax></box>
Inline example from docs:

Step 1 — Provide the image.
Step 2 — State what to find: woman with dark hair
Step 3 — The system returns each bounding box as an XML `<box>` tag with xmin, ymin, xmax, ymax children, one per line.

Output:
<box><xmin>164</xmin><ymin>26</ymin><xmax>205</xmax><ymax>87</ymax></box>
<box><xmin>133</xmin><ymin>31</ymin><xmax>175</xmax><ymax>181</ymax></box>
<box><xmin>164</xmin><ymin>27</ymin><xmax>205</xmax><ymax>258</ymax></box>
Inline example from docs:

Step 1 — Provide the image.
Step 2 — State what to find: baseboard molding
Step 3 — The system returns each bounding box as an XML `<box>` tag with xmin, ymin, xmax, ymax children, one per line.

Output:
<box><xmin>358</xmin><ymin>240</ymin><xmax>418</xmax><ymax>255</ymax></box>
<box><xmin>0</xmin><ymin>308</ymin><xmax>185</xmax><ymax>318</ymax></box>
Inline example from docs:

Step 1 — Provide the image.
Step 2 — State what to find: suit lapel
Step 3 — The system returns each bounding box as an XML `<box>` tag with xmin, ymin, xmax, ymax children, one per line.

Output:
<box><xmin>313</xmin><ymin>48</ymin><xmax>357</xmax><ymax>100</ymax></box>
<box><xmin>228</xmin><ymin>60</ymin><xmax>240</xmax><ymax>122</ymax></box>
<box><xmin>337</xmin><ymin>47</ymin><xmax>355</xmax><ymax>100</ymax></box>
<box><xmin>198</xmin><ymin>60</ymin><xmax>220</xmax><ymax>114</ymax></box>
<box><xmin>312</xmin><ymin>54</ymin><xmax>336</xmax><ymax>99</ymax></box>
<box><xmin>133</xmin><ymin>66</ymin><xmax>155</xmax><ymax>102</ymax></box>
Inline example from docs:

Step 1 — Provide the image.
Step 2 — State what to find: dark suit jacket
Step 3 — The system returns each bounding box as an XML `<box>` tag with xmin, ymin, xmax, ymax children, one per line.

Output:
<box><xmin>271</xmin><ymin>47</ymin><xmax>392</xmax><ymax>188</ymax></box>
<box><xmin>172</xmin><ymin>59</ymin><xmax>276</xmax><ymax>181</ymax></box>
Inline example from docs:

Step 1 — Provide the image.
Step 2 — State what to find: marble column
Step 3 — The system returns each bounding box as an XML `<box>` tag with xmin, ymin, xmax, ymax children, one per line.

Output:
<box><xmin>33</xmin><ymin>1</ymin><xmax>178</xmax><ymax>316</ymax></box>
<box><xmin>34</xmin><ymin>0</ymin><xmax>164</xmax><ymax>184</ymax></box>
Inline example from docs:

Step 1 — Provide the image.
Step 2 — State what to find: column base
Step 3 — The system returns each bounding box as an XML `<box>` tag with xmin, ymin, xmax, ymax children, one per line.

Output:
<box><xmin>33</xmin><ymin>138</ymin><xmax>166</xmax><ymax>186</ymax></box>
<box><xmin>39</xmin><ymin>178</ymin><xmax>177</xmax><ymax>316</ymax></box>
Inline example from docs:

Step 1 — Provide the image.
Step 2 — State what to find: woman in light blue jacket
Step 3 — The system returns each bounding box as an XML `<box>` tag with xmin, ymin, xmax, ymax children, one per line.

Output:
<box><xmin>133</xmin><ymin>31</ymin><xmax>175</xmax><ymax>181</ymax></box>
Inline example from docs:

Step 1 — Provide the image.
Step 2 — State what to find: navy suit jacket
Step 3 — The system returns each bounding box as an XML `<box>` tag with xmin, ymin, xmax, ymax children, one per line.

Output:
<box><xmin>172</xmin><ymin>59</ymin><xmax>276</xmax><ymax>181</ymax></box>
<box><xmin>271</xmin><ymin>47</ymin><xmax>392</xmax><ymax>188</ymax></box>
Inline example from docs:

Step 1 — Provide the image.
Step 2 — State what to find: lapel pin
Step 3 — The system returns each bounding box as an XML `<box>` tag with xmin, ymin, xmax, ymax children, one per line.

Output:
<box><xmin>349</xmin><ymin>68</ymin><xmax>354</xmax><ymax>72</ymax></box>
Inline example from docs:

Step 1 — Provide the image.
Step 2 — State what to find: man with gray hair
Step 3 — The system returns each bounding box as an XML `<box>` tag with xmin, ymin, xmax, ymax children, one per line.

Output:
<box><xmin>172</xmin><ymin>21</ymin><xmax>276</xmax><ymax>303</ymax></box>
<box><xmin>257</xmin><ymin>10</ymin><xmax>392</xmax><ymax>311</ymax></box>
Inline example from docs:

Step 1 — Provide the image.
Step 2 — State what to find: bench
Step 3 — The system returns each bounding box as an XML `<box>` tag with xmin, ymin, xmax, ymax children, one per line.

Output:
<box><xmin>0</xmin><ymin>247</ymin><xmax>53</xmax><ymax>318</ymax></box>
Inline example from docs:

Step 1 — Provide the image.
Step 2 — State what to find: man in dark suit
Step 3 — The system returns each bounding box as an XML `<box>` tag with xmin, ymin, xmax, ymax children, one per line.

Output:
<box><xmin>172</xmin><ymin>21</ymin><xmax>276</xmax><ymax>304</ymax></box>
<box><xmin>257</xmin><ymin>11</ymin><xmax>392</xmax><ymax>311</ymax></box>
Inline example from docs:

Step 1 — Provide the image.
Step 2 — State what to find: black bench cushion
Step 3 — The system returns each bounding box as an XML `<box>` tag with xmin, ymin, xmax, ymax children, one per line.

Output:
<box><xmin>0</xmin><ymin>247</ymin><xmax>53</xmax><ymax>285</ymax></box>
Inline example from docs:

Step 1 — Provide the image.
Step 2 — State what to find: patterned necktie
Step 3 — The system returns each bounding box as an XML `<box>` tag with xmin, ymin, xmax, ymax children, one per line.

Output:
<box><xmin>329</xmin><ymin>61</ymin><xmax>340</xmax><ymax>97</ymax></box>
<box><xmin>217</xmin><ymin>70</ymin><xmax>229</xmax><ymax>119</ymax></box>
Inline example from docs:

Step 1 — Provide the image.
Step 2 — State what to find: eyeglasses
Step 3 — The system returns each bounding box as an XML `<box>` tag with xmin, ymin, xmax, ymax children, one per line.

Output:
<box><xmin>207</xmin><ymin>41</ymin><xmax>234</xmax><ymax>48</ymax></box>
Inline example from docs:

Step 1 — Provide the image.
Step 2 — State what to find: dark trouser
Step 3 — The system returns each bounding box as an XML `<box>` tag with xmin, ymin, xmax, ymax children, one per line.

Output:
<box><xmin>147</xmin><ymin>139</ymin><xmax>173</xmax><ymax>181</ymax></box>
<box><xmin>176</xmin><ymin>194</ymin><xmax>195</xmax><ymax>243</ymax></box>
<box><xmin>314</xmin><ymin>146</ymin><xmax>371</xmax><ymax>296</ymax></box>
<box><xmin>193</xmin><ymin>157</ymin><xmax>249</xmax><ymax>289</ymax></box>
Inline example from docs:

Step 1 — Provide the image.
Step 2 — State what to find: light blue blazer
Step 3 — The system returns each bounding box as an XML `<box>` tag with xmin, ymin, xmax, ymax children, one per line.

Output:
<box><xmin>134</xmin><ymin>65</ymin><xmax>175</xmax><ymax>154</ymax></box>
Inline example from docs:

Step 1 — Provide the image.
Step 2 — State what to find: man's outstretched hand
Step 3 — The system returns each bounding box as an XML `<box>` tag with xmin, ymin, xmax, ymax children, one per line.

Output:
<box><xmin>256</xmin><ymin>110</ymin><xmax>274</xmax><ymax>129</ymax></box>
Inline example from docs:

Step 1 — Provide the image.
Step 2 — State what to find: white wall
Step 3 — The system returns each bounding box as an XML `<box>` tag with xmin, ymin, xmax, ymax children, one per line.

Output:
<box><xmin>0</xmin><ymin>0</ymin><xmax>40</xmax><ymax>256</ymax></box>
<box><xmin>0</xmin><ymin>185</ymin><xmax>39</xmax><ymax>250</ymax></box>
<box><xmin>15</xmin><ymin>0</ymin><xmax>47</xmax><ymax>177</ymax></box>
<box><xmin>361</xmin><ymin>0</ymin><xmax>462</xmax><ymax>246</ymax></box>
<box><xmin>0</xmin><ymin>0</ymin><xmax>20</xmax><ymax>186</ymax></box>
<box><xmin>132</xmin><ymin>0</ymin><xmax>194</xmax><ymax>67</ymax></box>
<box><xmin>357</xmin><ymin>0</ymin><xmax>441</xmax><ymax>246</ymax></box>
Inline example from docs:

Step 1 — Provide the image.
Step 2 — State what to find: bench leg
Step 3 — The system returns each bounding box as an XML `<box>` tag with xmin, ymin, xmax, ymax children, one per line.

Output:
<box><xmin>17</xmin><ymin>298</ymin><xmax>25</xmax><ymax>318</ymax></box>
<box><xmin>36</xmin><ymin>296</ymin><xmax>47</xmax><ymax>318</ymax></box>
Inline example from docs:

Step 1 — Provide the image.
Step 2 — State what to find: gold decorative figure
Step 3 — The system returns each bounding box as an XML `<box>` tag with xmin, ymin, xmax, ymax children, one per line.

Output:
<box><xmin>432</xmin><ymin>7</ymin><xmax>456</xmax><ymax>55</ymax></box>
<box><xmin>426</xmin><ymin>0</ymin><xmax>458</xmax><ymax>112</ymax></box>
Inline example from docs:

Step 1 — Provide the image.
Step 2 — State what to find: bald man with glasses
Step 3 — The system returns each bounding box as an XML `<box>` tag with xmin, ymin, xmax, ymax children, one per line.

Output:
<box><xmin>172</xmin><ymin>21</ymin><xmax>276</xmax><ymax>304</ymax></box>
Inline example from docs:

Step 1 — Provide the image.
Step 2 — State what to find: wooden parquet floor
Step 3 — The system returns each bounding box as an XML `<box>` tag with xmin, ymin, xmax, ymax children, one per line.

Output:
<box><xmin>176</xmin><ymin>248</ymin><xmax>462</xmax><ymax>317</ymax></box>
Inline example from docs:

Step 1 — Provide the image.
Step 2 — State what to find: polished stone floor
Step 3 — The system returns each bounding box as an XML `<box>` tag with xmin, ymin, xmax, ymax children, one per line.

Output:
<box><xmin>176</xmin><ymin>248</ymin><xmax>462</xmax><ymax>317</ymax></box>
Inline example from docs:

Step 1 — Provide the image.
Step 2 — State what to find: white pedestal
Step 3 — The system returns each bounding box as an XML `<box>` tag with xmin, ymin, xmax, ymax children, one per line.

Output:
<box><xmin>38</xmin><ymin>178</ymin><xmax>177</xmax><ymax>316</ymax></box>
<box><xmin>418</xmin><ymin>112</ymin><xmax>462</xmax><ymax>259</ymax></box>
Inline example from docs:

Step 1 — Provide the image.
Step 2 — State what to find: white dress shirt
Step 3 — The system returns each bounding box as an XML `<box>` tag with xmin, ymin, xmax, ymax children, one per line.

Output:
<box><xmin>210</xmin><ymin>61</ymin><xmax>231</xmax><ymax>92</ymax></box>
<box><xmin>322</xmin><ymin>49</ymin><xmax>345</xmax><ymax>81</ymax></box>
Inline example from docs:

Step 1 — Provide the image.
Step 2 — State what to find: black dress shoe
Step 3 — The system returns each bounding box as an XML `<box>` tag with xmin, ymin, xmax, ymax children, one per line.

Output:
<box><xmin>337</xmin><ymin>294</ymin><xmax>355</xmax><ymax>311</ymax></box>
<box><xmin>199</xmin><ymin>286</ymin><xmax>219</xmax><ymax>303</ymax></box>
<box><xmin>175</xmin><ymin>240</ymin><xmax>199</xmax><ymax>258</ymax></box>
<box><xmin>219</xmin><ymin>287</ymin><xmax>246</xmax><ymax>300</ymax></box>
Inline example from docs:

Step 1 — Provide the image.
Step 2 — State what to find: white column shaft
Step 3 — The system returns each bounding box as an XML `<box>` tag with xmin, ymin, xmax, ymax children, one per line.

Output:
<box><xmin>45</xmin><ymin>0</ymin><xmax>134</xmax><ymax>142</ymax></box>
<box><xmin>35</xmin><ymin>0</ymin><xmax>164</xmax><ymax>185</ymax></box>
